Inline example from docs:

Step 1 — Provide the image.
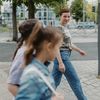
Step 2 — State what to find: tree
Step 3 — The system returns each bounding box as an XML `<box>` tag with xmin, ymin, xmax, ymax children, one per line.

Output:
<box><xmin>49</xmin><ymin>0</ymin><xmax>69</xmax><ymax>17</ymax></box>
<box><xmin>71</xmin><ymin>0</ymin><xmax>83</xmax><ymax>22</ymax></box>
<box><xmin>2</xmin><ymin>0</ymin><xmax>63</xmax><ymax>41</ymax></box>
<box><xmin>12</xmin><ymin>0</ymin><xmax>18</xmax><ymax>41</ymax></box>
<box><xmin>15</xmin><ymin>0</ymin><xmax>63</xmax><ymax>41</ymax></box>
<box><xmin>0</xmin><ymin>0</ymin><xmax>18</xmax><ymax>41</ymax></box>
<box><xmin>0</xmin><ymin>5</ymin><xmax>1</xmax><ymax>14</ymax></box>
<box><xmin>0</xmin><ymin>0</ymin><xmax>4</xmax><ymax>14</ymax></box>
<box><xmin>0</xmin><ymin>0</ymin><xmax>3</xmax><ymax>5</ymax></box>
<box><xmin>17</xmin><ymin>0</ymin><xmax>63</xmax><ymax>18</ymax></box>
<box><xmin>86</xmin><ymin>3</ymin><xmax>97</xmax><ymax>22</ymax></box>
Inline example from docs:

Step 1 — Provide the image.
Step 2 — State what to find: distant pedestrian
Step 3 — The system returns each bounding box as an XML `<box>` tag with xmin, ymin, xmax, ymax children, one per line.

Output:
<box><xmin>51</xmin><ymin>8</ymin><xmax>87</xmax><ymax>100</ymax></box>
<box><xmin>15</xmin><ymin>26</ymin><xmax>64</xmax><ymax>100</ymax></box>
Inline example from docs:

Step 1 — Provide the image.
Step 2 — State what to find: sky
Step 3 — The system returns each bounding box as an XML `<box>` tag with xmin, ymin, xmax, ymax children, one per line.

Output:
<box><xmin>86</xmin><ymin>0</ymin><xmax>97</xmax><ymax>3</ymax></box>
<box><xmin>69</xmin><ymin>0</ymin><xmax>97</xmax><ymax>3</ymax></box>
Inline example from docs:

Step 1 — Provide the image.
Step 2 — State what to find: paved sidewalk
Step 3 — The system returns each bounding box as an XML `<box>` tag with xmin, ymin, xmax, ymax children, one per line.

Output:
<box><xmin>57</xmin><ymin>60</ymin><xmax>100</xmax><ymax>100</ymax></box>
<box><xmin>0</xmin><ymin>60</ymin><xmax>100</xmax><ymax>100</ymax></box>
<box><xmin>0</xmin><ymin>62</ymin><xmax>12</xmax><ymax>100</ymax></box>
<box><xmin>72</xmin><ymin>36</ymin><xmax>97</xmax><ymax>43</ymax></box>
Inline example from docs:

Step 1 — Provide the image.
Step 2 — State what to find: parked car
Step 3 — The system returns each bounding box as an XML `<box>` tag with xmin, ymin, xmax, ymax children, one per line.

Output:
<box><xmin>77</xmin><ymin>22</ymin><xmax>96</xmax><ymax>29</ymax></box>
<box><xmin>67</xmin><ymin>24</ymin><xmax>77</xmax><ymax>29</ymax></box>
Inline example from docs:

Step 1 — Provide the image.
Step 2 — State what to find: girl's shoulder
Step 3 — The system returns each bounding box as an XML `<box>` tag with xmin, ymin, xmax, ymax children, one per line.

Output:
<box><xmin>13</xmin><ymin>46</ymin><xmax>26</xmax><ymax>61</ymax></box>
<box><xmin>17</xmin><ymin>46</ymin><xmax>26</xmax><ymax>56</ymax></box>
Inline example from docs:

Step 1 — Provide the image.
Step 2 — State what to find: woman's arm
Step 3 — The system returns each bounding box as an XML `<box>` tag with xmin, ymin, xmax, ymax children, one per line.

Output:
<box><xmin>71</xmin><ymin>43</ymin><xmax>87</xmax><ymax>56</ymax></box>
<box><xmin>56</xmin><ymin>49</ymin><xmax>65</xmax><ymax>73</ymax></box>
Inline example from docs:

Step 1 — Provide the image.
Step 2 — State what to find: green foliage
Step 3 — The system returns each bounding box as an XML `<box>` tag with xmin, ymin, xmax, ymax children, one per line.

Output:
<box><xmin>1</xmin><ymin>0</ymin><xmax>63</xmax><ymax>18</ymax></box>
<box><xmin>0</xmin><ymin>0</ymin><xmax>11</xmax><ymax>5</ymax></box>
<box><xmin>15</xmin><ymin>0</ymin><xmax>63</xmax><ymax>6</ymax></box>
<box><xmin>49</xmin><ymin>1</ymin><xmax>65</xmax><ymax>17</ymax></box>
<box><xmin>0</xmin><ymin>0</ymin><xmax>2</xmax><ymax>5</ymax></box>
<box><xmin>71</xmin><ymin>0</ymin><xmax>83</xmax><ymax>22</ymax></box>
<box><xmin>0</xmin><ymin>26</ymin><xmax>11</xmax><ymax>32</ymax></box>
<box><xmin>1</xmin><ymin>0</ymin><xmax>63</xmax><ymax>11</ymax></box>
<box><xmin>48</xmin><ymin>0</ymin><xmax>69</xmax><ymax>17</ymax></box>
<box><xmin>17</xmin><ymin>0</ymin><xmax>63</xmax><ymax>18</ymax></box>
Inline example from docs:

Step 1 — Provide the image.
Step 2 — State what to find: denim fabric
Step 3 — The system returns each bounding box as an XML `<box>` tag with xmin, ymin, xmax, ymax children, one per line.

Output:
<box><xmin>52</xmin><ymin>50</ymin><xmax>87</xmax><ymax>100</ymax></box>
<box><xmin>15</xmin><ymin>59</ymin><xmax>54</xmax><ymax>100</ymax></box>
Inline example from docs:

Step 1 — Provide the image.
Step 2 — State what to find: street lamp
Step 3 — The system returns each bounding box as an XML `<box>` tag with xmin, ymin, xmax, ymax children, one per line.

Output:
<box><xmin>98</xmin><ymin>0</ymin><xmax>100</xmax><ymax>78</ymax></box>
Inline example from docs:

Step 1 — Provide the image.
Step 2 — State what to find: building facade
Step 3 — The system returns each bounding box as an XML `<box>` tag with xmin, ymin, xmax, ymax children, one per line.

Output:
<box><xmin>35</xmin><ymin>5</ymin><xmax>57</xmax><ymax>26</ymax></box>
<box><xmin>0</xmin><ymin>2</ymin><xmax>58</xmax><ymax>26</ymax></box>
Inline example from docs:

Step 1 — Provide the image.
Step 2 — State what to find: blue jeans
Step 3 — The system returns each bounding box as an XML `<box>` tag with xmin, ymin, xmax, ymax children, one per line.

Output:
<box><xmin>51</xmin><ymin>50</ymin><xmax>87</xmax><ymax>100</ymax></box>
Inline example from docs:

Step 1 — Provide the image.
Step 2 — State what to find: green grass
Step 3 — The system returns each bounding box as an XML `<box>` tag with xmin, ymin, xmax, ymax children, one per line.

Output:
<box><xmin>0</xmin><ymin>26</ymin><xmax>12</xmax><ymax>33</ymax></box>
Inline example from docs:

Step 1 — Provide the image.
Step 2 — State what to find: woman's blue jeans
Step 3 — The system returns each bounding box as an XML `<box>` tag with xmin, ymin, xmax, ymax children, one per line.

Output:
<box><xmin>51</xmin><ymin>50</ymin><xmax>87</xmax><ymax>100</ymax></box>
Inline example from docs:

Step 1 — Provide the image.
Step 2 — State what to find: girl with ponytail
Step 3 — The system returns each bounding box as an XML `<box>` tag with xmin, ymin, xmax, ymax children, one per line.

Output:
<box><xmin>15</xmin><ymin>26</ymin><xmax>64</xmax><ymax>100</ymax></box>
<box><xmin>7</xmin><ymin>19</ymin><xmax>42</xmax><ymax>97</ymax></box>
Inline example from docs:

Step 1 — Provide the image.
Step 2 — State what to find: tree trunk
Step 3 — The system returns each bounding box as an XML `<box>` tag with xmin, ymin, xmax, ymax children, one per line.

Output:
<box><xmin>28</xmin><ymin>0</ymin><xmax>36</xmax><ymax>18</ymax></box>
<box><xmin>12</xmin><ymin>1</ymin><xmax>18</xmax><ymax>41</ymax></box>
<box><xmin>0</xmin><ymin>5</ymin><xmax>1</xmax><ymax>14</ymax></box>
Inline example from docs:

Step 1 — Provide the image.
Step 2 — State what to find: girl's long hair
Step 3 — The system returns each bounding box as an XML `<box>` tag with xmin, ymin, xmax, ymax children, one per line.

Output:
<box><xmin>12</xmin><ymin>19</ymin><xmax>39</xmax><ymax>60</ymax></box>
<box><xmin>24</xmin><ymin>21</ymin><xmax>42</xmax><ymax>65</ymax></box>
<box><xmin>24</xmin><ymin>26</ymin><xmax>63</xmax><ymax>65</ymax></box>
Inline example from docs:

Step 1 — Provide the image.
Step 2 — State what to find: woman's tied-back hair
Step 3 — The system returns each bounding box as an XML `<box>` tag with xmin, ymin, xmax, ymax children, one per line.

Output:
<box><xmin>24</xmin><ymin>26</ymin><xmax>63</xmax><ymax>65</ymax></box>
<box><xmin>13</xmin><ymin>19</ymin><xmax>41</xmax><ymax>60</ymax></box>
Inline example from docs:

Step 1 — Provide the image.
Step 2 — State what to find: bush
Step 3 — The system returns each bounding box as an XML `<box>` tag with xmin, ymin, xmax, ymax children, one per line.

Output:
<box><xmin>2</xmin><ymin>24</ymin><xmax>7</xmax><ymax>27</ymax></box>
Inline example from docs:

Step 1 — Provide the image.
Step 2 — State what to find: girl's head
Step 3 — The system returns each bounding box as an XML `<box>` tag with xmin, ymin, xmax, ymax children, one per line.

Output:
<box><xmin>25</xmin><ymin>26</ymin><xmax>63</xmax><ymax>65</ymax></box>
<box><xmin>13</xmin><ymin>19</ymin><xmax>42</xmax><ymax>59</ymax></box>
<box><xmin>18</xmin><ymin>19</ymin><xmax>41</xmax><ymax>43</ymax></box>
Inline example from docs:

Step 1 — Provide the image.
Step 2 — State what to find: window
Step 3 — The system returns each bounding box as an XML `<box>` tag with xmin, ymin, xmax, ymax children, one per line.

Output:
<box><xmin>21</xmin><ymin>13</ymin><xmax>23</xmax><ymax>17</ymax></box>
<box><xmin>48</xmin><ymin>12</ymin><xmax>52</xmax><ymax>20</ymax></box>
<box><xmin>44</xmin><ymin>12</ymin><xmax>47</xmax><ymax>17</ymax></box>
<box><xmin>39</xmin><ymin>12</ymin><xmax>41</xmax><ymax>17</ymax></box>
<box><xmin>44</xmin><ymin>8</ymin><xmax>47</xmax><ymax>11</ymax></box>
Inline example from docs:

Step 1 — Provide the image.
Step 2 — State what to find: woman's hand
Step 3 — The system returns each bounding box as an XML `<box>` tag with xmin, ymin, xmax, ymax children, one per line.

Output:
<box><xmin>79</xmin><ymin>50</ymin><xmax>87</xmax><ymax>56</ymax></box>
<box><xmin>59</xmin><ymin>62</ymin><xmax>65</xmax><ymax>73</ymax></box>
